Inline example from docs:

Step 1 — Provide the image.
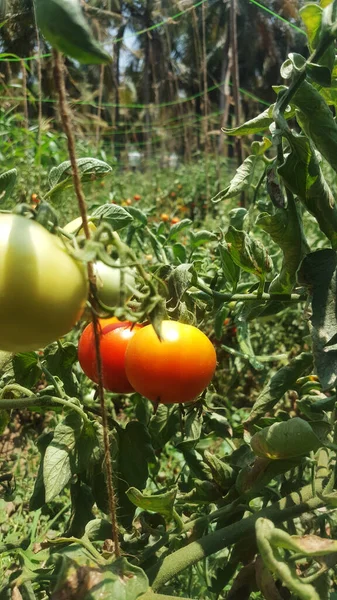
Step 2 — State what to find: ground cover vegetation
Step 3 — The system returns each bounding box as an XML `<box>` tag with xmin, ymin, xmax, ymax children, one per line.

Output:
<box><xmin>2</xmin><ymin>1</ymin><xmax>337</xmax><ymax>599</ymax></box>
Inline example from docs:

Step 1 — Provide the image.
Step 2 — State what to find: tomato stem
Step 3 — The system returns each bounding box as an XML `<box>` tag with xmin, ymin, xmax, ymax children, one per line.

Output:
<box><xmin>51</xmin><ymin>49</ymin><xmax>121</xmax><ymax>558</ymax></box>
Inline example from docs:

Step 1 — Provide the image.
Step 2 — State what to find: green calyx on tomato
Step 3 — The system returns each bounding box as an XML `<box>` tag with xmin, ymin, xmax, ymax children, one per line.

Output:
<box><xmin>0</xmin><ymin>214</ymin><xmax>88</xmax><ymax>352</ymax></box>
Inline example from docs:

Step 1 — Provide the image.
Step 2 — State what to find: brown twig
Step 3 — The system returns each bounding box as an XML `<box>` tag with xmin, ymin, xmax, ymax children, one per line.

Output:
<box><xmin>52</xmin><ymin>49</ymin><xmax>121</xmax><ymax>558</ymax></box>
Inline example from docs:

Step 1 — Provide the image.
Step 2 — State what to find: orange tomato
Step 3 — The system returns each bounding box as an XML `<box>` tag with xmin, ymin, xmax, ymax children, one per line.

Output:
<box><xmin>171</xmin><ymin>217</ymin><xmax>180</xmax><ymax>225</ymax></box>
<box><xmin>160</xmin><ymin>213</ymin><xmax>169</xmax><ymax>222</ymax></box>
<box><xmin>125</xmin><ymin>320</ymin><xmax>216</xmax><ymax>404</ymax></box>
<box><xmin>31</xmin><ymin>193</ymin><xmax>39</xmax><ymax>204</ymax></box>
<box><xmin>134</xmin><ymin>194</ymin><xmax>141</xmax><ymax>201</ymax></box>
<box><xmin>78</xmin><ymin>319</ymin><xmax>142</xmax><ymax>393</ymax></box>
<box><xmin>126</xmin><ymin>198</ymin><xmax>132</xmax><ymax>206</ymax></box>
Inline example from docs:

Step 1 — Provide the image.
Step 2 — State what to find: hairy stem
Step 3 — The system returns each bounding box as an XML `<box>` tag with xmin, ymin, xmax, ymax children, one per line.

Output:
<box><xmin>148</xmin><ymin>478</ymin><xmax>327</xmax><ymax>591</ymax></box>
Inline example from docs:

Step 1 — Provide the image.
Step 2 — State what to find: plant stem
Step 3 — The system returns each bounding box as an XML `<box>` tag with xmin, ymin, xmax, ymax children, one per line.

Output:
<box><xmin>52</xmin><ymin>50</ymin><xmax>91</xmax><ymax>242</ymax></box>
<box><xmin>0</xmin><ymin>395</ymin><xmax>90</xmax><ymax>424</ymax></box>
<box><xmin>194</xmin><ymin>280</ymin><xmax>305</xmax><ymax>303</ymax></box>
<box><xmin>148</xmin><ymin>480</ymin><xmax>327</xmax><ymax>591</ymax></box>
<box><xmin>53</xmin><ymin>49</ymin><xmax>120</xmax><ymax>557</ymax></box>
<box><xmin>91</xmin><ymin>309</ymin><xmax>121</xmax><ymax>558</ymax></box>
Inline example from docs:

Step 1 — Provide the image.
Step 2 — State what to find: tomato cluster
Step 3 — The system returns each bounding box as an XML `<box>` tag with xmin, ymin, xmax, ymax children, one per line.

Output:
<box><xmin>78</xmin><ymin>319</ymin><xmax>217</xmax><ymax>404</ymax></box>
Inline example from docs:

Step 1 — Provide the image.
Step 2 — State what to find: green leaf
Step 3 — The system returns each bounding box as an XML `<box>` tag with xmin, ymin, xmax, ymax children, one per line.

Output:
<box><xmin>236</xmin><ymin>321</ymin><xmax>264</xmax><ymax>371</ymax></box>
<box><xmin>67</xmin><ymin>481</ymin><xmax>94</xmax><ymax>537</ymax></box>
<box><xmin>12</xmin><ymin>352</ymin><xmax>42</xmax><ymax>389</ymax></box>
<box><xmin>29</xmin><ymin>431</ymin><xmax>54</xmax><ymax>510</ymax></box>
<box><xmin>49</xmin><ymin>157</ymin><xmax>112</xmax><ymax>190</ymax></box>
<box><xmin>251</xmin><ymin>417</ymin><xmax>322</xmax><ymax>459</ymax></box>
<box><xmin>244</xmin><ymin>352</ymin><xmax>313</xmax><ymax>428</ymax></box>
<box><xmin>148</xmin><ymin>404</ymin><xmax>180</xmax><ymax>450</ymax></box>
<box><xmin>225</xmin><ymin>226</ymin><xmax>273</xmax><ymax>280</ymax></box>
<box><xmin>167</xmin><ymin>263</ymin><xmax>193</xmax><ymax>303</ymax></box>
<box><xmin>306</xmin><ymin>62</ymin><xmax>332</xmax><ymax>86</ymax></box>
<box><xmin>189</xmin><ymin>229</ymin><xmax>217</xmax><ymax>247</ymax></box>
<box><xmin>91</xmin><ymin>203</ymin><xmax>134</xmax><ymax>231</ymax></box>
<box><xmin>126</xmin><ymin>486</ymin><xmax>177</xmax><ymax>520</ymax></box>
<box><xmin>222</xmin><ymin>105</ymin><xmax>273</xmax><ymax>136</ymax></box>
<box><xmin>298</xmin><ymin>250</ymin><xmax>337</xmax><ymax>390</ymax></box>
<box><xmin>299</xmin><ymin>3</ymin><xmax>322</xmax><ymax>49</ymax></box>
<box><xmin>256</xmin><ymin>193</ymin><xmax>309</xmax><ymax>294</ymax></box>
<box><xmin>212</xmin><ymin>156</ymin><xmax>261</xmax><ymax>202</ymax></box>
<box><xmin>172</xmin><ymin>242</ymin><xmax>187</xmax><ymax>262</ymax></box>
<box><xmin>292</xmin><ymin>80</ymin><xmax>337</xmax><ymax>174</ymax></box>
<box><xmin>214</xmin><ymin>304</ymin><xmax>229</xmax><ymax>340</ymax></box>
<box><xmin>85</xmin><ymin>518</ymin><xmax>113</xmax><ymax>541</ymax></box>
<box><xmin>228</xmin><ymin>208</ymin><xmax>247</xmax><ymax>230</ymax></box>
<box><xmin>176</xmin><ymin>406</ymin><xmax>203</xmax><ymax>450</ymax></box>
<box><xmin>218</xmin><ymin>243</ymin><xmax>241</xmax><ymax>291</ymax></box>
<box><xmin>43</xmin><ymin>341</ymin><xmax>78</xmax><ymax>397</ymax></box>
<box><xmin>203</xmin><ymin>451</ymin><xmax>234</xmax><ymax>490</ymax></box>
<box><xmin>251</xmin><ymin>136</ymin><xmax>273</xmax><ymax>156</ymax></box>
<box><xmin>116</xmin><ymin>421</ymin><xmax>156</xmax><ymax>528</ymax></box>
<box><xmin>0</xmin><ymin>168</ymin><xmax>17</xmax><ymax>202</ymax></box>
<box><xmin>278</xmin><ymin>131</ymin><xmax>337</xmax><ymax>248</ymax></box>
<box><xmin>124</xmin><ymin>206</ymin><xmax>147</xmax><ymax>225</ymax></box>
<box><xmin>43</xmin><ymin>412</ymin><xmax>82</xmax><ymax>502</ymax></box>
<box><xmin>35</xmin><ymin>0</ymin><xmax>111</xmax><ymax>64</ymax></box>
<box><xmin>168</xmin><ymin>218</ymin><xmax>192</xmax><ymax>240</ymax></box>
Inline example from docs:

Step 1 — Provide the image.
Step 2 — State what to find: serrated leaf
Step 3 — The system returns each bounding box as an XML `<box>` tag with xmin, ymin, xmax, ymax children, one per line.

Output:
<box><xmin>91</xmin><ymin>203</ymin><xmax>133</xmax><ymax>231</ymax></box>
<box><xmin>0</xmin><ymin>168</ymin><xmax>16</xmax><ymax>202</ymax></box>
<box><xmin>35</xmin><ymin>0</ymin><xmax>111</xmax><ymax>64</ymax></box>
<box><xmin>43</xmin><ymin>412</ymin><xmax>82</xmax><ymax>502</ymax></box>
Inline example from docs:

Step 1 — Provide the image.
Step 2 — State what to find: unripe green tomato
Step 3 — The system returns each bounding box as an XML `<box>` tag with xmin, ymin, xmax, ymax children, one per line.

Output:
<box><xmin>94</xmin><ymin>260</ymin><xmax>135</xmax><ymax>306</ymax></box>
<box><xmin>0</xmin><ymin>214</ymin><xmax>88</xmax><ymax>352</ymax></box>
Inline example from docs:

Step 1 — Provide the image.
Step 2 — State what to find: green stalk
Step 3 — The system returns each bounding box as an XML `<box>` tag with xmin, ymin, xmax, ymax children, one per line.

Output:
<box><xmin>148</xmin><ymin>479</ymin><xmax>327</xmax><ymax>591</ymax></box>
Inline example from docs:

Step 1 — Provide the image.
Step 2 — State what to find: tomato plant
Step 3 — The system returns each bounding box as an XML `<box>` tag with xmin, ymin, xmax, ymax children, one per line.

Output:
<box><xmin>125</xmin><ymin>320</ymin><xmax>217</xmax><ymax>404</ymax></box>
<box><xmin>0</xmin><ymin>213</ymin><xmax>88</xmax><ymax>352</ymax></box>
<box><xmin>78</xmin><ymin>319</ymin><xmax>142</xmax><ymax>393</ymax></box>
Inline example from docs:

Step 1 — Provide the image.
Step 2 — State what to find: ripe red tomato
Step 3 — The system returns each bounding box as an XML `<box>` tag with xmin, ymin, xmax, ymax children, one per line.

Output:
<box><xmin>78</xmin><ymin>319</ymin><xmax>142</xmax><ymax>393</ymax></box>
<box><xmin>125</xmin><ymin>320</ymin><xmax>217</xmax><ymax>404</ymax></box>
<box><xmin>171</xmin><ymin>217</ymin><xmax>180</xmax><ymax>225</ymax></box>
<box><xmin>134</xmin><ymin>194</ymin><xmax>141</xmax><ymax>201</ymax></box>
